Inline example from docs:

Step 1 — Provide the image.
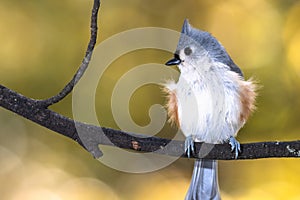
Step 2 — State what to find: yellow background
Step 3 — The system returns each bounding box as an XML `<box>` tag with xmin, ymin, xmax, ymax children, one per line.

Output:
<box><xmin>1</xmin><ymin>0</ymin><xmax>300</xmax><ymax>199</ymax></box>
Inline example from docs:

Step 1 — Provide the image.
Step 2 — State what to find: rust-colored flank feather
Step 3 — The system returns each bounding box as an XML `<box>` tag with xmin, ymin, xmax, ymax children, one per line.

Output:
<box><xmin>163</xmin><ymin>87</ymin><xmax>180</xmax><ymax>128</ymax></box>
<box><xmin>162</xmin><ymin>78</ymin><xmax>257</xmax><ymax>129</ymax></box>
<box><xmin>239</xmin><ymin>79</ymin><xmax>258</xmax><ymax>123</ymax></box>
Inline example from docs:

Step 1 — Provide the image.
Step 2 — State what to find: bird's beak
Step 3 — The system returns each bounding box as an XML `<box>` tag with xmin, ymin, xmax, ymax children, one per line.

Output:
<box><xmin>165</xmin><ymin>54</ymin><xmax>181</xmax><ymax>66</ymax></box>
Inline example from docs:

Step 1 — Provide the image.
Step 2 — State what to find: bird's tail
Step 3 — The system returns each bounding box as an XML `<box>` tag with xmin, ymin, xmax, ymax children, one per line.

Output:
<box><xmin>185</xmin><ymin>159</ymin><xmax>221</xmax><ymax>200</ymax></box>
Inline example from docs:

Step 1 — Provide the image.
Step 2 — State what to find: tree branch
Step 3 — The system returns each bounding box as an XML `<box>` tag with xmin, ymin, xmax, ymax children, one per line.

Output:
<box><xmin>1</xmin><ymin>0</ymin><xmax>300</xmax><ymax>161</ymax></box>
<box><xmin>1</xmin><ymin>84</ymin><xmax>300</xmax><ymax>160</ymax></box>
<box><xmin>37</xmin><ymin>0</ymin><xmax>100</xmax><ymax>108</ymax></box>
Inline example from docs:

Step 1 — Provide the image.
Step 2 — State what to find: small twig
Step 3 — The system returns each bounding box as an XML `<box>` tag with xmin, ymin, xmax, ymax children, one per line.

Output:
<box><xmin>38</xmin><ymin>0</ymin><xmax>100</xmax><ymax>108</ymax></box>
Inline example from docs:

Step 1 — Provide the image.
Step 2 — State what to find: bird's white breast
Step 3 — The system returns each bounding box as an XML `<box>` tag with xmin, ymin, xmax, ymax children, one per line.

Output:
<box><xmin>166</xmin><ymin>63</ymin><xmax>243</xmax><ymax>144</ymax></box>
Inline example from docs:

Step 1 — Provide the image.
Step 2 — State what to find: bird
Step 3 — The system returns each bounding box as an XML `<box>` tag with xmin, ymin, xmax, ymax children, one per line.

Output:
<box><xmin>163</xmin><ymin>19</ymin><xmax>257</xmax><ymax>200</ymax></box>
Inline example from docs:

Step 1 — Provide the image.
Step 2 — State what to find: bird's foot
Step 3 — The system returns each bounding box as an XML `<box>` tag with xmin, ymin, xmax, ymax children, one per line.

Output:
<box><xmin>185</xmin><ymin>136</ymin><xmax>195</xmax><ymax>158</ymax></box>
<box><xmin>229</xmin><ymin>136</ymin><xmax>241</xmax><ymax>159</ymax></box>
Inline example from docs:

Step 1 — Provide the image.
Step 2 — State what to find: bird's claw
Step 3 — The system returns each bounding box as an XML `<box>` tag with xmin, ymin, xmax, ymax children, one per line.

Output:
<box><xmin>229</xmin><ymin>136</ymin><xmax>241</xmax><ymax>159</ymax></box>
<box><xmin>185</xmin><ymin>136</ymin><xmax>195</xmax><ymax>158</ymax></box>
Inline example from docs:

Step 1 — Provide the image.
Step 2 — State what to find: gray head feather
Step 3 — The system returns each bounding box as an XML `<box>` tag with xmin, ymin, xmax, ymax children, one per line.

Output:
<box><xmin>177</xmin><ymin>19</ymin><xmax>243</xmax><ymax>77</ymax></box>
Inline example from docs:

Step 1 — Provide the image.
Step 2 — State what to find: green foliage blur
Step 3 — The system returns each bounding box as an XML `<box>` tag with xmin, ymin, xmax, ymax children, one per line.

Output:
<box><xmin>1</xmin><ymin>0</ymin><xmax>300</xmax><ymax>199</ymax></box>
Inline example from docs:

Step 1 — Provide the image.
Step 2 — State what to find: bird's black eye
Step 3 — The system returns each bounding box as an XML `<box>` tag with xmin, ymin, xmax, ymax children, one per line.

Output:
<box><xmin>184</xmin><ymin>47</ymin><xmax>192</xmax><ymax>56</ymax></box>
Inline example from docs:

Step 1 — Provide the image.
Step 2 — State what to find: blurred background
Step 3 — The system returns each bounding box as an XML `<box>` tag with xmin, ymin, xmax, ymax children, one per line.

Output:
<box><xmin>1</xmin><ymin>0</ymin><xmax>300</xmax><ymax>199</ymax></box>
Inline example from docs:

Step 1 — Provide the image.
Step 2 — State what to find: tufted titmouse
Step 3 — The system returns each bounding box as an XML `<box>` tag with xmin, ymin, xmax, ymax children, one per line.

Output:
<box><xmin>164</xmin><ymin>19</ymin><xmax>257</xmax><ymax>199</ymax></box>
